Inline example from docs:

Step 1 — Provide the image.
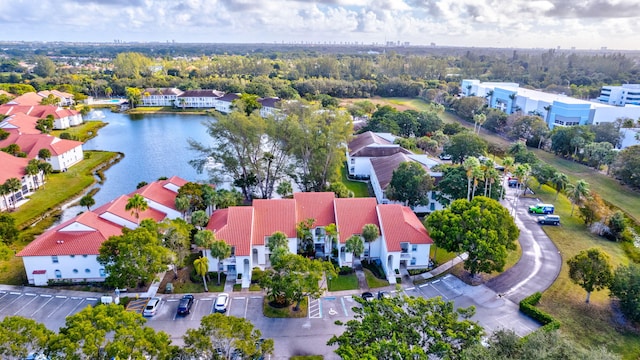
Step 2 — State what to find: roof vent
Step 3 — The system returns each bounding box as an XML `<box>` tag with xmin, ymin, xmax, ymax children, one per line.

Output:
<box><xmin>56</xmin><ymin>240</ymin><xmax>64</xmax><ymax>244</ymax></box>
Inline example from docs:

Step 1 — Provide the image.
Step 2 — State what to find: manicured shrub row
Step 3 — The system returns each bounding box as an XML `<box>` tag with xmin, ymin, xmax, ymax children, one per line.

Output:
<box><xmin>519</xmin><ymin>292</ymin><xmax>561</xmax><ymax>331</ymax></box>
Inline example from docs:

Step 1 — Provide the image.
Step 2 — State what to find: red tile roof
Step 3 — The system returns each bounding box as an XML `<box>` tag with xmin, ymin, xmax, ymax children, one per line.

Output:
<box><xmin>0</xmin><ymin>133</ymin><xmax>82</xmax><ymax>159</ymax></box>
<box><xmin>252</xmin><ymin>199</ymin><xmax>297</xmax><ymax>245</ymax></box>
<box><xmin>334</xmin><ymin>197</ymin><xmax>379</xmax><ymax>243</ymax></box>
<box><xmin>206</xmin><ymin>207</ymin><xmax>254</xmax><ymax>256</ymax></box>
<box><xmin>377</xmin><ymin>204</ymin><xmax>432</xmax><ymax>251</ymax></box>
<box><xmin>17</xmin><ymin>212</ymin><xmax>123</xmax><ymax>256</ymax></box>
<box><xmin>293</xmin><ymin>192</ymin><xmax>336</xmax><ymax>227</ymax></box>
<box><xmin>132</xmin><ymin>176</ymin><xmax>187</xmax><ymax>209</ymax></box>
<box><xmin>3</xmin><ymin>113</ymin><xmax>40</xmax><ymax>134</ymax></box>
<box><xmin>0</xmin><ymin>151</ymin><xmax>28</xmax><ymax>183</ymax></box>
<box><xmin>7</xmin><ymin>92</ymin><xmax>43</xmax><ymax>106</ymax></box>
<box><xmin>93</xmin><ymin>195</ymin><xmax>166</xmax><ymax>224</ymax></box>
<box><xmin>0</xmin><ymin>104</ymin><xmax>79</xmax><ymax>119</ymax></box>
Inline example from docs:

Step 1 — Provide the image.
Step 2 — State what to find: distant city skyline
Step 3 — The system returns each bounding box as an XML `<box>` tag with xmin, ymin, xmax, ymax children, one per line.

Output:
<box><xmin>1</xmin><ymin>0</ymin><xmax>638</xmax><ymax>50</ymax></box>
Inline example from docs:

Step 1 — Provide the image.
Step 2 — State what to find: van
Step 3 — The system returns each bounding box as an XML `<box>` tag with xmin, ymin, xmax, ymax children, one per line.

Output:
<box><xmin>538</xmin><ymin>215</ymin><xmax>560</xmax><ymax>225</ymax></box>
<box><xmin>528</xmin><ymin>203</ymin><xmax>554</xmax><ymax>214</ymax></box>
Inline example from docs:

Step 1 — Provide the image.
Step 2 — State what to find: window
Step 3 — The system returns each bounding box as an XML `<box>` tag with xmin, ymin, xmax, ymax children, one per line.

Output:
<box><xmin>99</xmin><ymin>268</ymin><xmax>106</xmax><ymax>277</ymax></box>
<box><xmin>431</xmin><ymin>192</ymin><xmax>436</xmax><ymax>200</ymax></box>
<box><xmin>230</xmin><ymin>247</ymin><xmax>235</xmax><ymax>257</ymax></box>
<box><xmin>52</xmin><ymin>256</ymin><xmax>59</xmax><ymax>263</ymax></box>
<box><xmin>82</xmin><ymin>254</ymin><xmax>88</xmax><ymax>258</ymax></box>
<box><xmin>73</xmin><ymin>269</ymin><xmax>78</xmax><ymax>273</ymax></box>
<box><xmin>430</xmin><ymin>203</ymin><xmax>435</xmax><ymax>211</ymax></box>
<box><xmin>410</xmin><ymin>258</ymin><xmax>417</xmax><ymax>265</ymax></box>
<box><xmin>412</xmin><ymin>245</ymin><xmax>417</xmax><ymax>252</ymax></box>
<box><xmin>85</xmin><ymin>268</ymin><xmax>91</xmax><ymax>273</ymax></box>
<box><xmin>70</xmin><ymin>255</ymin><xmax>75</xmax><ymax>258</ymax></box>
<box><xmin>54</xmin><ymin>270</ymin><xmax>61</xmax><ymax>278</ymax></box>
<box><xmin>350</xmin><ymin>158</ymin><xmax>355</xmax><ymax>164</ymax></box>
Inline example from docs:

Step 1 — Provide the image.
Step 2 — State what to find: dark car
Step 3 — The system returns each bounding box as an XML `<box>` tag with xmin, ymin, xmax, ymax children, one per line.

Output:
<box><xmin>177</xmin><ymin>294</ymin><xmax>194</xmax><ymax>315</ymax></box>
<box><xmin>361</xmin><ymin>292</ymin><xmax>374</xmax><ymax>302</ymax></box>
<box><xmin>439</xmin><ymin>153</ymin><xmax>452</xmax><ymax>160</ymax></box>
<box><xmin>377</xmin><ymin>291</ymin><xmax>391</xmax><ymax>300</ymax></box>
<box><xmin>538</xmin><ymin>215</ymin><xmax>560</xmax><ymax>225</ymax></box>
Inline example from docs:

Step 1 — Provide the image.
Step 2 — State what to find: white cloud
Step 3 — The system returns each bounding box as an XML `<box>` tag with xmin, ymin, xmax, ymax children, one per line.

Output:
<box><xmin>0</xmin><ymin>0</ymin><xmax>638</xmax><ymax>49</ymax></box>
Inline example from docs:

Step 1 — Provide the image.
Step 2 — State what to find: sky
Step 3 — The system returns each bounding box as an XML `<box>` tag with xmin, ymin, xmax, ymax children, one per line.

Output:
<box><xmin>1</xmin><ymin>0</ymin><xmax>639</xmax><ymax>50</ymax></box>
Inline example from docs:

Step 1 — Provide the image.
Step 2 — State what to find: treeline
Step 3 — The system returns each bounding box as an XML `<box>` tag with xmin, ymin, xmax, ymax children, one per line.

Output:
<box><xmin>0</xmin><ymin>48</ymin><xmax>638</xmax><ymax>101</ymax></box>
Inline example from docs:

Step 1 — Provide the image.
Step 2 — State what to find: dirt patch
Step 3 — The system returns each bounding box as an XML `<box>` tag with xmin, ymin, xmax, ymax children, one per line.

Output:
<box><xmin>158</xmin><ymin>267</ymin><xmax>192</xmax><ymax>294</ymax></box>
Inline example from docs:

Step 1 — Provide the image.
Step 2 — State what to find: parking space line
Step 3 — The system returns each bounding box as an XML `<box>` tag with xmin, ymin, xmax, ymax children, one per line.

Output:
<box><xmin>86</xmin><ymin>298</ymin><xmax>97</xmax><ymax>301</ymax></box>
<box><xmin>340</xmin><ymin>297</ymin><xmax>348</xmax><ymax>316</ymax></box>
<box><xmin>14</xmin><ymin>294</ymin><xmax>40</xmax><ymax>315</ymax></box>
<box><xmin>55</xmin><ymin>295</ymin><xmax>67</xmax><ymax>299</ymax></box>
<box><xmin>418</xmin><ymin>283</ymin><xmax>429</xmax><ymax>288</ymax></box>
<box><xmin>25</xmin><ymin>293</ymin><xmax>37</xmax><ymax>296</ymax></box>
<box><xmin>0</xmin><ymin>294</ymin><xmax>23</xmax><ymax>313</ymax></box>
<box><xmin>243</xmin><ymin>297</ymin><xmax>249</xmax><ymax>319</ymax></box>
<box><xmin>429</xmin><ymin>283</ymin><xmax>448</xmax><ymax>299</ymax></box>
<box><xmin>406</xmin><ymin>287</ymin><xmax>415</xmax><ymax>291</ymax></box>
<box><xmin>47</xmin><ymin>297</ymin><xmax>70</xmax><ymax>318</ymax></box>
<box><xmin>41</xmin><ymin>294</ymin><xmax>52</xmax><ymax>298</ymax></box>
<box><xmin>10</xmin><ymin>292</ymin><xmax>21</xmax><ymax>295</ymax></box>
<box><xmin>33</xmin><ymin>296</ymin><xmax>55</xmax><ymax>315</ymax></box>
<box><xmin>67</xmin><ymin>299</ymin><xmax>85</xmax><ymax>317</ymax></box>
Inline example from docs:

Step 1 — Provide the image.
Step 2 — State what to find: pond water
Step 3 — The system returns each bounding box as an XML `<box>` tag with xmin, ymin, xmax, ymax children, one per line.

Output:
<box><xmin>59</xmin><ymin>111</ymin><xmax>215</xmax><ymax>221</ymax></box>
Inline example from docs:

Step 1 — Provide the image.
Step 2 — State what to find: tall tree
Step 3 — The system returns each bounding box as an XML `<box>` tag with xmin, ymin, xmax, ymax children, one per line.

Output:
<box><xmin>425</xmin><ymin>197</ymin><xmax>519</xmax><ymax>277</ymax></box>
<box><xmin>190</xmin><ymin>209</ymin><xmax>209</xmax><ymax>230</ymax></box>
<box><xmin>361</xmin><ymin>223</ymin><xmax>380</xmax><ymax>262</ymax></box>
<box><xmin>610</xmin><ymin>263</ymin><xmax>640</xmax><ymax>323</ymax></box>
<box><xmin>283</xmin><ymin>101</ymin><xmax>353</xmax><ymax>192</ymax></box>
<box><xmin>194</xmin><ymin>229</ymin><xmax>216</xmax><ymax>259</ymax></box>
<box><xmin>444</xmin><ymin>132</ymin><xmax>487</xmax><ymax>164</ymax></box>
<box><xmin>210</xmin><ymin>239</ymin><xmax>232</xmax><ymax>286</ymax></box>
<box><xmin>0</xmin><ymin>316</ymin><xmax>53</xmax><ymax>359</ymax></box>
<box><xmin>328</xmin><ymin>295</ymin><xmax>483</xmax><ymax>359</ymax></box>
<box><xmin>0</xmin><ymin>213</ymin><xmax>19</xmax><ymax>243</ymax></box>
<box><xmin>25</xmin><ymin>159</ymin><xmax>41</xmax><ymax>190</ymax></box>
<box><xmin>3</xmin><ymin>178</ymin><xmax>21</xmax><ymax>210</ymax></box>
<box><xmin>32</xmin><ymin>55</ymin><xmax>56</xmax><ymax>77</ymax></box>
<box><xmin>97</xmin><ymin>225</ymin><xmax>173</xmax><ymax>289</ymax></box>
<box><xmin>386</xmin><ymin>161</ymin><xmax>434</xmax><ymax>208</ymax></box>
<box><xmin>47</xmin><ymin>304</ymin><xmax>175</xmax><ymax>359</ymax></box>
<box><xmin>551</xmin><ymin>171</ymin><xmax>569</xmax><ymax>200</ymax></box>
<box><xmin>159</xmin><ymin>218</ymin><xmax>193</xmax><ymax>278</ymax></box>
<box><xmin>611</xmin><ymin>145</ymin><xmax>640</xmax><ymax>189</ymax></box>
<box><xmin>125</xmin><ymin>87</ymin><xmax>142</xmax><ymax>108</ymax></box>
<box><xmin>183</xmin><ymin>313</ymin><xmax>274</xmax><ymax>360</ymax></box>
<box><xmin>79</xmin><ymin>194</ymin><xmax>95</xmax><ymax>211</ymax></box>
<box><xmin>174</xmin><ymin>195</ymin><xmax>190</xmax><ymax>219</ymax></box>
<box><xmin>125</xmin><ymin>193</ymin><xmax>148</xmax><ymax>221</ymax></box>
<box><xmin>463</xmin><ymin>157</ymin><xmax>481</xmax><ymax>201</ymax></box>
<box><xmin>567</xmin><ymin>248</ymin><xmax>613</xmax><ymax>303</ymax></box>
<box><xmin>565</xmin><ymin>179</ymin><xmax>590</xmax><ymax>216</ymax></box>
<box><xmin>193</xmin><ymin>256</ymin><xmax>209</xmax><ymax>292</ymax></box>
<box><xmin>345</xmin><ymin>235</ymin><xmax>364</xmax><ymax>259</ymax></box>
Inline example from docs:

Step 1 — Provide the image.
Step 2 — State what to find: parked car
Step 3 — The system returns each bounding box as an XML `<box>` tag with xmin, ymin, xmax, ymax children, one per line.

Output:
<box><xmin>438</xmin><ymin>153</ymin><xmax>452</xmax><ymax>160</ymax></box>
<box><xmin>529</xmin><ymin>203</ymin><xmax>555</xmax><ymax>214</ymax></box>
<box><xmin>538</xmin><ymin>215</ymin><xmax>560</xmax><ymax>225</ymax></box>
<box><xmin>177</xmin><ymin>294</ymin><xmax>194</xmax><ymax>315</ymax></box>
<box><xmin>508</xmin><ymin>179</ymin><xmax>520</xmax><ymax>187</ymax></box>
<box><xmin>143</xmin><ymin>297</ymin><xmax>161</xmax><ymax>317</ymax></box>
<box><xmin>214</xmin><ymin>293</ymin><xmax>230</xmax><ymax>313</ymax></box>
<box><xmin>377</xmin><ymin>291</ymin><xmax>391</xmax><ymax>300</ymax></box>
<box><xmin>361</xmin><ymin>292</ymin><xmax>375</xmax><ymax>302</ymax></box>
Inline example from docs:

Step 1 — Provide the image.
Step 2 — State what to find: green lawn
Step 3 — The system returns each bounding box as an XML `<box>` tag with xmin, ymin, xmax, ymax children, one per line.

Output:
<box><xmin>12</xmin><ymin>151</ymin><xmax>119</xmax><ymax>228</ymax></box>
<box><xmin>51</xmin><ymin>121</ymin><xmax>107</xmax><ymax>142</ymax></box>
<box><xmin>340</xmin><ymin>164</ymin><xmax>370</xmax><ymax>197</ymax></box>
<box><xmin>364</xmin><ymin>268</ymin><xmax>390</xmax><ymax>288</ymax></box>
<box><xmin>531</xmin><ymin>148</ymin><xmax>640</xmax><ymax>222</ymax></box>
<box><xmin>328</xmin><ymin>273</ymin><xmax>359</xmax><ymax>291</ymax></box>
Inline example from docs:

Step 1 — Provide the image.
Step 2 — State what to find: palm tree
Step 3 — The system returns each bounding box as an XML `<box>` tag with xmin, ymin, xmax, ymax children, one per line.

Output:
<box><xmin>125</xmin><ymin>193</ymin><xmax>148</xmax><ymax>221</ymax></box>
<box><xmin>38</xmin><ymin>148</ymin><xmax>51</xmax><ymax>162</ymax></box>
<box><xmin>4</xmin><ymin>178</ymin><xmax>21</xmax><ymax>210</ymax></box>
<box><xmin>193</xmin><ymin>256</ymin><xmax>209</xmax><ymax>292</ymax></box>
<box><xmin>175</xmin><ymin>195</ymin><xmax>190</xmax><ymax>219</ymax></box>
<box><xmin>37</xmin><ymin>162</ymin><xmax>53</xmax><ymax>189</ymax></box>
<box><xmin>345</xmin><ymin>235</ymin><xmax>364</xmax><ymax>259</ymax></box>
<box><xmin>190</xmin><ymin>210</ymin><xmax>209</xmax><ymax>230</ymax></box>
<box><xmin>0</xmin><ymin>184</ymin><xmax>10</xmax><ymax>211</ymax></box>
<box><xmin>463</xmin><ymin>157</ymin><xmax>481</xmax><ymax>201</ymax></box>
<box><xmin>473</xmin><ymin>113</ymin><xmax>487</xmax><ymax>134</ymax></box>
<box><xmin>194</xmin><ymin>229</ymin><xmax>216</xmax><ymax>259</ymax></box>
<box><xmin>482</xmin><ymin>159</ymin><xmax>495</xmax><ymax>197</ymax></box>
<box><xmin>499</xmin><ymin>156</ymin><xmax>515</xmax><ymax>200</ymax></box>
<box><xmin>514</xmin><ymin>163</ymin><xmax>532</xmax><ymax>197</ymax></box>
<box><xmin>361</xmin><ymin>223</ymin><xmax>379</xmax><ymax>262</ymax></box>
<box><xmin>551</xmin><ymin>172</ymin><xmax>569</xmax><ymax>200</ymax></box>
<box><xmin>471</xmin><ymin>166</ymin><xmax>483</xmax><ymax>200</ymax></box>
<box><xmin>79</xmin><ymin>194</ymin><xmax>95</xmax><ymax>211</ymax></box>
<box><xmin>25</xmin><ymin>159</ymin><xmax>41</xmax><ymax>190</ymax></box>
<box><xmin>210</xmin><ymin>240</ymin><xmax>232</xmax><ymax>286</ymax></box>
<box><xmin>566</xmin><ymin>179</ymin><xmax>591</xmax><ymax>216</ymax></box>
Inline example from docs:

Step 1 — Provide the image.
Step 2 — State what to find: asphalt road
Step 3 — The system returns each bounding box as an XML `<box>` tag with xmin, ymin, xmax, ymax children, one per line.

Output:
<box><xmin>486</xmin><ymin>185</ymin><xmax>563</xmax><ymax>303</ymax></box>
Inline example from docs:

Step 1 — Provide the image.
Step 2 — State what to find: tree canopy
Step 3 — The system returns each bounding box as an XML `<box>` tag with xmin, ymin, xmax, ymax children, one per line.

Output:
<box><xmin>611</xmin><ymin>145</ymin><xmax>640</xmax><ymax>189</ymax></box>
<box><xmin>567</xmin><ymin>248</ymin><xmax>613</xmax><ymax>303</ymax></box>
<box><xmin>328</xmin><ymin>295</ymin><xmax>483</xmax><ymax>359</ymax></box>
<box><xmin>425</xmin><ymin>197</ymin><xmax>519</xmax><ymax>276</ymax></box>
<box><xmin>386</xmin><ymin>161</ymin><xmax>434</xmax><ymax>208</ymax></box>
<box><xmin>443</xmin><ymin>132</ymin><xmax>487</xmax><ymax>164</ymax></box>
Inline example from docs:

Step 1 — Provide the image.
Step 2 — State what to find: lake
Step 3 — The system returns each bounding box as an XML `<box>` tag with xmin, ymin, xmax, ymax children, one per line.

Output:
<box><xmin>60</xmin><ymin>111</ymin><xmax>215</xmax><ymax>221</ymax></box>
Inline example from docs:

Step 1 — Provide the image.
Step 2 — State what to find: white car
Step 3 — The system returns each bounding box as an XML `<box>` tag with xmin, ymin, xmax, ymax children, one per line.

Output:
<box><xmin>214</xmin><ymin>293</ymin><xmax>230</xmax><ymax>313</ymax></box>
<box><xmin>143</xmin><ymin>297</ymin><xmax>161</xmax><ymax>317</ymax></box>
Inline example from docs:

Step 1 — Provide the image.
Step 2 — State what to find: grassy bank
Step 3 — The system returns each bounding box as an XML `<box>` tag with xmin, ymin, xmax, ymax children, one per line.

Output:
<box><xmin>12</xmin><ymin>151</ymin><xmax>119</xmax><ymax>228</ymax></box>
<box><xmin>340</xmin><ymin>164</ymin><xmax>369</xmax><ymax>197</ymax></box>
<box><xmin>51</xmin><ymin>121</ymin><xmax>107</xmax><ymax>142</ymax></box>
<box><xmin>126</xmin><ymin>107</ymin><xmax>210</xmax><ymax>115</ymax></box>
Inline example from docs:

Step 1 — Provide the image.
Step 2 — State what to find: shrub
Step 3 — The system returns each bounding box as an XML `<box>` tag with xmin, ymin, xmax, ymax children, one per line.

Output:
<box><xmin>519</xmin><ymin>292</ymin><xmax>560</xmax><ymax>331</ymax></box>
<box><xmin>338</xmin><ymin>266</ymin><xmax>354</xmax><ymax>275</ymax></box>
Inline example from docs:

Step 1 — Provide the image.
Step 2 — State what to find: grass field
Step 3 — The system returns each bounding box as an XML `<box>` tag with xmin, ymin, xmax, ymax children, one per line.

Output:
<box><xmin>51</xmin><ymin>121</ymin><xmax>107</xmax><ymax>142</ymax></box>
<box><xmin>11</xmin><ymin>151</ymin><xmax>119</xmax><ymax>228</ymax></box>
<box><xmin>328</xmin><ymin>273</ymin><xmax>359</xmax><ymax>291</ymax></box>
<box><xmin>339</xmin><ymin>164</ymin><xmax>370</xmax><ymax>197</ymax></box>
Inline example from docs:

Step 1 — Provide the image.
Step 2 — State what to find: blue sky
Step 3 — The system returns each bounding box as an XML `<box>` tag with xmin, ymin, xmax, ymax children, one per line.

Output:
<box><xmin>1</xmin><ymin>0</ymin><xmax>638</xmax><ymax>50</ymax></box>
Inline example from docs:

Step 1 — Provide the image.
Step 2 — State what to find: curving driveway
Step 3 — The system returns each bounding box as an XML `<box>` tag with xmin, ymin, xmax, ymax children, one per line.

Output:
<box><xmin>486</xmin><ymin>185</ymin><xmax>563</xmax><ymax>303</ymax></box>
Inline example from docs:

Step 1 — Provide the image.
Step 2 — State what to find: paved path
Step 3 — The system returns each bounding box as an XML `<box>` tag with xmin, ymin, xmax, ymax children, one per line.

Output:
<box><xmin>484</xmin><ymin>182</ymin><xmax>563</xmax><ymax>303</ymax></box>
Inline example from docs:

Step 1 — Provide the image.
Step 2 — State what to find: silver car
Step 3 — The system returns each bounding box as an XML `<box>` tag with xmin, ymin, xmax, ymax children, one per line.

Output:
<box><xmin>214</xmin><ymin>293</ymin><xmax>230</xmax><ymax>313</ymax></box>
<box><xmin>143</xmin><ymin>297</ymin><xmax>161</xmax><ymax>317</ymax></box>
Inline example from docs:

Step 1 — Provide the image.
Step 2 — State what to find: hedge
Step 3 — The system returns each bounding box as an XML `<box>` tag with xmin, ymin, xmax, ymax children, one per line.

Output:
<box><xmin>519</xmin><ymin>292</ymin><xmax>561</xmax><ymax>331</ymax></box>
